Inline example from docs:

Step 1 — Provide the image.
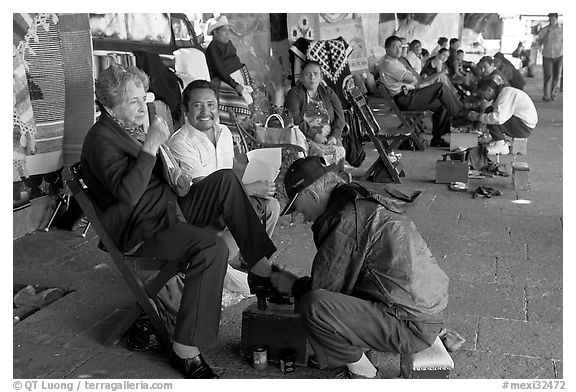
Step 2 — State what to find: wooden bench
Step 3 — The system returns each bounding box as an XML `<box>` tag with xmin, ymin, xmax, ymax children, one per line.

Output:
<box><xmin>400</xmin><ymin>336</ymin><xmax>454</xmax><ymax>379</ymax></box>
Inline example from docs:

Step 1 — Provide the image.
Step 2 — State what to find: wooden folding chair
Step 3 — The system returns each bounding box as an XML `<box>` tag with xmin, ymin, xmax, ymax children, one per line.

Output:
<box><xmin>65</xmin><ymin>162</ymin><xmax>180</xmax><ymax>351</ymax></box>
<box><xmin>347</xmin><ymin>86</ymin><xmax>403</xmax><ymax>184</ymax></box>
<box><xmin>371</xmin><ymin>81</ymin><xmax>429</xmax><ymax>151</ymax></box>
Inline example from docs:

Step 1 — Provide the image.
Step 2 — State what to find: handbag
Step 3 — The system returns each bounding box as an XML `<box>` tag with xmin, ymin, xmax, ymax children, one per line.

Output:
<box><xmin>158</xmin><ymin>144</ymin><xmax>191</xmax><ymax>197</ymax></box>
<box><xmin>342</xmin><ymin>109</ymin><xmax>366</xmax><ymax>167</ymax></box>
<box><xmin>254</xmin><ymin>114</ymin><xmax>308</xmax><ymax>157</ymax></box>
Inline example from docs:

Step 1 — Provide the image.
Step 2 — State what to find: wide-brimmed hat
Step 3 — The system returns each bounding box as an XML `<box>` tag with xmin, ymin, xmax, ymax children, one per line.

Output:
<box><xmin>206</xmin><ymin>15</ymin><xmax>231</xmax><ymax>36</ymax></box>
<box><xmin>280</xmin><ymin>156</ymin><xmax>335</xmax><ymax>216</ymax></box>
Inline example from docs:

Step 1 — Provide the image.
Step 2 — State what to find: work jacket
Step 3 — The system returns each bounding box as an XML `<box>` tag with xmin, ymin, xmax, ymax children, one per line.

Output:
<box><xmin>292</xmin><ymin>183</ymin><xmax>449</xmax><ymax>323</ymax></box>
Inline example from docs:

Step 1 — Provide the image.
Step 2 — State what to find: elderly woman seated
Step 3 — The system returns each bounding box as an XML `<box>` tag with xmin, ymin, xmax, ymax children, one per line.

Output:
<box><xmin>285</xmin><ymin>60</ymin><xmax>347</xmax><ymax>171</ymax></box>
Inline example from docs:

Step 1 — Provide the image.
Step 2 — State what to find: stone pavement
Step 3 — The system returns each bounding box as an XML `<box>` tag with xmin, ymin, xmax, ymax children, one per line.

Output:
<box><xmin>13</xmin><ymin>71</ymin><xmax>563</xmax><ymax>380</ymax></box>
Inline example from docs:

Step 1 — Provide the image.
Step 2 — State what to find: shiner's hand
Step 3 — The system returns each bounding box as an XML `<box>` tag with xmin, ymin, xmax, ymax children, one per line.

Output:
<box><xmin>270</xmin><ymin>268</ymin><xmax>299</xmax><ymax>296</ymax></box>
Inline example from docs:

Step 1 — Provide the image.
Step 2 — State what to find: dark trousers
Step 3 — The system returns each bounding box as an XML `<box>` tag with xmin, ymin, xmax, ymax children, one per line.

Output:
<box><xmin>487</xmin><ymin>116</ymin><xmax>533</xmax><ymax>141</ymax></box>
<box><xmin>299</xmin><ymin>289</ymin><xmax>442</xmax><ymax>369</ymax></box>
<box><xmin>134</xmin><ymin>169</ymin><xmax>276</xmax><ymax>347</ymax></box>
<box><xmin>395</xmin><ymin>82</ymin><xmax>463</xmax><ymax>142</ymax></box>
<box><xmin>543</xmin><ymin>56</ymin><xmax>563</xmax><ymax>99</ymax></box>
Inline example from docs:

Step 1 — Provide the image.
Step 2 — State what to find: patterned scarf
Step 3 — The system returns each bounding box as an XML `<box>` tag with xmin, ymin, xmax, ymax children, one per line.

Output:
<box><xmin>105</xmin><ymin>108</ymin><xmax>147</xmax><ymax>144</ymax></box>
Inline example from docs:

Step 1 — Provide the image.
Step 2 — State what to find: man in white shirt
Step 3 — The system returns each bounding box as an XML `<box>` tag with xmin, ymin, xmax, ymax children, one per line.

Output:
<box><xmin>467</xmin><ymin>79</ymin><xmax>537</xmax><ymax>155</ymax></box>
<box><xmin>168</xmin><ymin>80</ymin><xmax>280</xmax><ymax>239</ymax></box>
<box><xmin>379</xmin><ymin>35</ymin><xmax>463</xmax><ymax>148</ymax></box>
<box><xmin>536</xmin><ymin>13</ymin><xmax>563</xmax><ymax>101</ymax></box>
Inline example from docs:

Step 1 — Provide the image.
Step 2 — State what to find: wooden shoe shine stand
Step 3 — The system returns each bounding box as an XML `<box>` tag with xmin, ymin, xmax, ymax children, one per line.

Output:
<box><xmin>492</xmin><ymin>138</ymin><xmax>530</xmax><ymax>191</ymax></box>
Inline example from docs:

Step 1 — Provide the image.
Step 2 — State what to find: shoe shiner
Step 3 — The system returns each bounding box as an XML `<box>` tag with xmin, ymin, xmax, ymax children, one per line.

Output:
<box><xmin>270</xmin><ymin>156</ymin><xmax>449</xmax><ymax>378</ymax></box>
<box><xmin>466</xmin><ymin>79</ymin><xmax>537</xmax><ymax>155</ymax></box>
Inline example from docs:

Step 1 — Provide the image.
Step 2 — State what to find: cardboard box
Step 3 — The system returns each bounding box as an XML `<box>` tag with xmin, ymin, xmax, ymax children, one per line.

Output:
<box><xmin>435</xmin><ymin>159</ymin><xmax>469</xmax><ymax>184</ymax></box>
<box><xmin>240</xmin><ymin>301</ymin><xmax>310</xmax><ymax>366</ymax></box>
<box><xmin>449</xmin><ymin>133</ymin><xmax>478</xmax><ymax>151</ymax></box>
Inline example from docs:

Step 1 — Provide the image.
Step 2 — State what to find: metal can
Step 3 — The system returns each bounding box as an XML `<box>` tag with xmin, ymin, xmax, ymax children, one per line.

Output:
<box><xmin>279</xmin><ymin>348</ymin><xmax>296</xmax><ymax>374</ymax></box>
<box><xmin>252</xmin><ymin>346</ymin><xmax>268</xmax><ymax>370</ymax></box>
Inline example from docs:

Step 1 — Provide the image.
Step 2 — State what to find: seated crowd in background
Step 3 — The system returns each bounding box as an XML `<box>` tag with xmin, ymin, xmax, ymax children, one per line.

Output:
<box><xmin>379</xmin><ymin>35</ymin><xmax>464</xmax><ymax>148</ymax></box>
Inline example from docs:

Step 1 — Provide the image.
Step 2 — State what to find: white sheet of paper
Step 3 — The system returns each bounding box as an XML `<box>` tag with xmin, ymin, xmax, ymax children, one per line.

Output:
<box><xmin>242</xmin><ymin>148</ymin><xmax>281</xmax><ymax>184</ymax></box>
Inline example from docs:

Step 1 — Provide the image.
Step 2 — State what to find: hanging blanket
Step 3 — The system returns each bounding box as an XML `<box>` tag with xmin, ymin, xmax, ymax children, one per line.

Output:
<box><xmin>290</xmin><ymin>37</ymin><xmax>354</xmax><ymax>109</ymax></box>
<box><xmin>21</xmin><ymin>14</ymin><xmax>65</xmax><ymax>176</ymax></box>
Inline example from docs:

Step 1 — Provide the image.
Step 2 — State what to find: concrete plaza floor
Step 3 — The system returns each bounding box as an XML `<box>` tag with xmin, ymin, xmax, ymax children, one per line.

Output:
<box><xmin>13</xmin><ymin>71</ymin><xmax>563</xmax><ymax>381</ymax></box>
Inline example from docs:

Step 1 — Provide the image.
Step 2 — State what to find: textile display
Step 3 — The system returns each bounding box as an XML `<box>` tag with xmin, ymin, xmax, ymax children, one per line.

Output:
<box><xmin>20</xmin><ymin>13</ymin><xmax>65</xmax><ymax>176</ymax></box>
<box><xmin>13</xmin><ymin>55</ymin><xmax>36</xmax><ymax>181</ymax></box>
<box><xmin>217</xmin><ymin>65</ymin><xmax>253</xmax><ymax>125</ymax></box>
<box><xmin>59</xmin><ymin>14</ymin><xmax>95</xmax><ymax>167</ymax></box>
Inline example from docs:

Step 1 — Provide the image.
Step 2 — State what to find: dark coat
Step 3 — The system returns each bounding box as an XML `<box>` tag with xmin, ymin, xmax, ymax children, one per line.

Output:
<box><xmin>205</xmin><ymin>40</ymin><xmax>244</xmax><ymax>88</ymax></box>
<box><xmin>80</xmin><ymin>112</ymin><xmax>179</xmax><ymax>252</ymax></box>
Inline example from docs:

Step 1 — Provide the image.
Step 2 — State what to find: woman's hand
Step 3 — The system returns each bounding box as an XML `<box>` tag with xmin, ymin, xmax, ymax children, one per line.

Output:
<box><xmin>142</xmin><ymin>115</ymin><xmax>170</xmax><ymax>155</ymax></box>
<box><xmin>235</xmin><ymin>84</ymin><xmax>245</xmax><ymax>95</ymax></box>
<box><xmin>313</xmin><ymin>133</ymin><xmax>327</xmax><ymax>144</ymax></box>
<box><xmin>245</xmin><ymin>180</ymin><xmax>276</xmax><ymax>199</ymax></box>
<box><xmin>326</xmin><ymin>136</ymin><xmax>338</xmax><ymax>145</ymax></box>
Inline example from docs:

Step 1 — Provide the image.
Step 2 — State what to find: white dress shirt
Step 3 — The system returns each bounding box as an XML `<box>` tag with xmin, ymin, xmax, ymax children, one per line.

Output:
<box><xmin>167</xmin><ymin>122</ymin><xmax>234</xmax><ymax>180</ymax></box>
<box><xmin>479</xmin><ymin>87</ymin><xmax>538</xmax><ymax>128</ymax></box>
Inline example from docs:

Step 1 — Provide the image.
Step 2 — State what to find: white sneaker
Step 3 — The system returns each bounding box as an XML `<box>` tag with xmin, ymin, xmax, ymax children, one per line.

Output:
<box><xmin>486</xmin><ymin>140</ymin><xmax>509</xmax><ymax>155</ymax></box>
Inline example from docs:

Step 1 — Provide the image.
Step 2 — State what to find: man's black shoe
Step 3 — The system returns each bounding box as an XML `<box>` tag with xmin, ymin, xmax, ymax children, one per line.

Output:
<box><xmin>169</xmin><ymin>352</ymin><xmax>218</xmax><ymax>379</ymax></box>
<box><xmin>247</xmin><ymin>272</ymin><xmax>292</xmax><ymax>304</ymax></box>
<box><xmin>430</xmin><ymin>138</ymin><xmax>450</xmax><ymax>148</ymax></box>
<box><xmin>247</xmin><ymin>272</ymin><xmax>273</xmax><ymax>295</ymax></box>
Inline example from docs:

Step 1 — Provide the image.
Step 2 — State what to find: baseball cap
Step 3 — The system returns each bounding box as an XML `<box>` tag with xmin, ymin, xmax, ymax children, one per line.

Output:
<box><xmin>280</xmin><ymin>156</ymin><xmax>333</xmax><ymax>216</ymax></box>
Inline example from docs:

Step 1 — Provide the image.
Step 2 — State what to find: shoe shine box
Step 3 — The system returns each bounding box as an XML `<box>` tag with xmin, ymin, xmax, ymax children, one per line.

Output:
<box><xmin>436</xmin><ymin>155</ymin><xmax>469</xmax><ymax>184</ymax></box>
<box><xmin>240</xmin><ymin>301</ymin><xmax>310</xmax><ymax>366</ymax></box>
